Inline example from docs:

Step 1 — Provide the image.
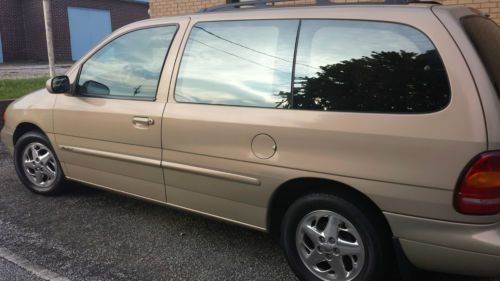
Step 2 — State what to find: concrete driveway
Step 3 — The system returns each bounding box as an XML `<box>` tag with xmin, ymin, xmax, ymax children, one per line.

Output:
<box><xmin>0</xmin><ymin>63</ymin><xmax>71</xmax><ymax>79</ymax></box>
<box><xmin>0</xmin><ymin>143</ymin><xmax>498</xmax><ymax>281</ymax></box>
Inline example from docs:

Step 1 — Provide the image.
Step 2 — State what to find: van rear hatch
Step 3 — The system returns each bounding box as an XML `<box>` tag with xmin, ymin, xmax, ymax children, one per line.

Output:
<box><xmin>461</xmin><ymin>15</ymin><xmax>500</xmax><ymax>97</ymax></box>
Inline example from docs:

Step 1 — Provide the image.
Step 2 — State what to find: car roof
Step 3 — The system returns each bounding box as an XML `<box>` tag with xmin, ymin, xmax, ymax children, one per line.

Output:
<box><xmin>138</xmin><ymin>3</ymin><xmax>437</xmax><ymax>25</ymax></box>
<box><xmin>119</xmin><ymin>3</ymin><xmax>473</xmax><ymax>34</ymax></box>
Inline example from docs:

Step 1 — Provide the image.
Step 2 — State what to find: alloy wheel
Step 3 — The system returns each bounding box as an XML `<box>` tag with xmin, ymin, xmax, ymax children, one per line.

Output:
<box><xmin>296</xmin><ymin>210</ymin><xmax>365</xmax><ymax>281</ymax></box>
<box><xmin>21</xmin><ymin>142</ymin><xmax>58</xmax><ymax>189</ymax></box>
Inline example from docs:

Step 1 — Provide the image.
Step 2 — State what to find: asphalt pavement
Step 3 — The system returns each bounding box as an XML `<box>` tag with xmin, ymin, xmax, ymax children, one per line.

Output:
<box><xmin>0</xmin><ymin>142</ymin><xmax>498</xmax><ymax>281</ymax></box>
<box><xmin>0</xmin><ymin>257</ymin><xmax>43</xmax><ymax>281</ymax></box>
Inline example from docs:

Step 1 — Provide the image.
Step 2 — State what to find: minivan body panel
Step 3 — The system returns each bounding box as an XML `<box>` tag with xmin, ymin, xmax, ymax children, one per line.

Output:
<box><xmin>161</xmin><ymin>6</ymin><xmax>488</xmax><ymax>229</ymax></box>
<box><xmin>433</xmin><ymin>6</ymin><xmax>500</xmax><ymax>151</ymax></box>
<box><xmin>0</xmin><ymin>90</ymin><xmax>56</xmax><ymax>156</ymax></box>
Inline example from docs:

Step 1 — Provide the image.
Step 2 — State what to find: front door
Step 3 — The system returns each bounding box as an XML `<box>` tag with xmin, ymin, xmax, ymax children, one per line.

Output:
<box><xmin>54</xmin><ymin>24</ymin><xmax>180</xmax><ymax>201</ymax></box>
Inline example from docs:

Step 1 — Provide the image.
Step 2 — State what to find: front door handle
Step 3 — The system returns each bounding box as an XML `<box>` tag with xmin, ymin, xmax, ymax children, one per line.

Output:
<box><xmin>133</xmin><ymin>117</ymin><xmax>154</xmax><ymax>126</ymax></box>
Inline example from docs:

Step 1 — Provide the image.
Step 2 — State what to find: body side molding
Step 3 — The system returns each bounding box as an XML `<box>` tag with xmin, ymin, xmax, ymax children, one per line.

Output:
<box><xmin>162</xmin><ymin>161</ymin><xmax>261</xmax><ymax>186</ymax></box>
<box><xmin>60</xmin><ymin>145</ymin><xmax>161</xmax><ymax>167</ymax></box>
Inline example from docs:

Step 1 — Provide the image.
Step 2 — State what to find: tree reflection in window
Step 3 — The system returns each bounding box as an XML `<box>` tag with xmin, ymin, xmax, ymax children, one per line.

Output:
<box><xmin>284</xmin><ymin>20</ymin><xmax>450</xmax><ymax>113</ymax></box>
<box><xmin>279</xmin><ymin>49</ymin><xmax>450</xmax><ymax>113</ymax></box>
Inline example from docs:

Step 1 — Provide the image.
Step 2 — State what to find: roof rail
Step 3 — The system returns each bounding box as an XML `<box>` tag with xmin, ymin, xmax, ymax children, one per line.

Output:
<box><xmin>198</xmin><ymin>0</ymin><xmax>428</xmax><ymax>13</ymax></box>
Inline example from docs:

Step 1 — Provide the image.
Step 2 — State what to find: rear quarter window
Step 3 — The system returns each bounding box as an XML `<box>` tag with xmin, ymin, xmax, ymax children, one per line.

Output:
<box><xmin>293</xmin><ymin>20</ymin><xmax>451</xmax><ymax>113</ymax></box>
<box><xmin>461</xmin><ymin>15</ymin><xmax>500</xmax><ymax>96</ymax></box>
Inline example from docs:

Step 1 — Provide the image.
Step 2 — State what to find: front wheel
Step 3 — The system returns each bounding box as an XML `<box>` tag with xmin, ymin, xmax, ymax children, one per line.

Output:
<box><xmin>281</xmin><ymin>193</ymin><xmax>392</xmax><ymax>281</ymax></box>
<box><xmin>13</xmin><ymin>131</ymin><xmax>66</xmax><ymax>195</ymax></box>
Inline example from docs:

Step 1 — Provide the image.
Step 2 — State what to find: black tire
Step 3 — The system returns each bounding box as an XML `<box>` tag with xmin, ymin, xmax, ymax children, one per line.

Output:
<box><xmin>13</xmin><ymin>131</ymin><xmax>66</xmax><ymax>195</ymax></box>
<box><xmin>281</xmin><ymin>193</ymin><xmax>393</xmax><ymax>281</ymax></box>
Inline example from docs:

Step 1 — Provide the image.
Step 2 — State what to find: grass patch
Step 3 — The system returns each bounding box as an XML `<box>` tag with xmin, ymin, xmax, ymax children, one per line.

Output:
<box><xmin>0</xmin><ymin>77</ymin><xmax>48</xmax><ymax>100</ymax></box>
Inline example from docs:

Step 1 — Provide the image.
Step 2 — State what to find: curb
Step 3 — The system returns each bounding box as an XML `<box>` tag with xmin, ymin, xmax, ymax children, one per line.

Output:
<box><xmin>0</xmin><ymin>99</ymin><xmax>15</xmax><ymax>130</ymax></box>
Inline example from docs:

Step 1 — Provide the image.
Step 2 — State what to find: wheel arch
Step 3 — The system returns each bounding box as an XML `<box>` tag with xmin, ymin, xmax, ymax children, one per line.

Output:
<box><xmin>267</xmin><ymin>177</ymin><xmax>394</xmax><ymax>241</ymax></box>
<box><xmin>12</xmin><ymin>122</ymin><xmax>66</xmax><ymax>195</ymax></box>
<box><xmin>13</xmin><ymin>122</ymin><xmax>46</xmax><ymax>145</ymax></box>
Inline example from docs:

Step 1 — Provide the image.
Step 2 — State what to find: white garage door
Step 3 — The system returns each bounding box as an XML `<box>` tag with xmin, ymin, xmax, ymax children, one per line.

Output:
<box><xmin>68</xmin><ymin>7</ymin><xmax>112</xmax><ymax>61</ymax></box>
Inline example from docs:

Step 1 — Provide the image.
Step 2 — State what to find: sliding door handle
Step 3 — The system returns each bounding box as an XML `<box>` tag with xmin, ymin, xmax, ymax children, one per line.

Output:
<box><xmin>133</xmin><ymin>117</ymin><xmax>154</xmax><ymax>126</ymax></box>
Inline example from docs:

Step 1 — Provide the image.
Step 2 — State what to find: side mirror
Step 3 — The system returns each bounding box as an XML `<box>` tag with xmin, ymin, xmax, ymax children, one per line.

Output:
<box><xmin>46</xmin><ymin>76</ymin><xmax>70</xmax><ymax>94</ymax></box>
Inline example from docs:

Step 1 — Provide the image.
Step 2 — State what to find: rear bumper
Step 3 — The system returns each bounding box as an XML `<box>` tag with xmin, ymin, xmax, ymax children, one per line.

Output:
<box><xmin>399</xmin><ymin>238</ymin><xmax>500</xmax><ymax>277</ymax></box>
<box><xmin>0</xmin><ymin>127</ymin><xmax>14</xmax><ymax>155</ymax></box>
<box><xmin>385</xmin><ymin>212</ymin><xmax>500</xmax><ymax>277</ymax></box>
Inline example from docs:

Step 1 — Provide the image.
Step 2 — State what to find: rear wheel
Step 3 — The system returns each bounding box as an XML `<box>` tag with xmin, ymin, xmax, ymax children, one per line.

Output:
<box><xmin>281</xmin><ymin>193</ymin><xmax>392</xmax><ymax>281</ymax></box>
<box><xmin>13</xmin><ymin>131</ymin><xmax>66</xmax><ymax>195</ymax></box>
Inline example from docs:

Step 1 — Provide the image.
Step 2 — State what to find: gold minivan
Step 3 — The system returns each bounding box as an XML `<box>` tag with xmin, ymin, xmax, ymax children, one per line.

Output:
<box><xmin>1</xmin><ymin>1</ymin><xmax>500</xmax><ymax>280</ymax></box>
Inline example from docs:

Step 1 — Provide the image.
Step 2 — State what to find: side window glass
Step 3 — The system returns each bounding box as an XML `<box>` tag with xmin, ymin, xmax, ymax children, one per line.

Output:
<box><xmin>77</xmin><ymin>26</ymin><xmax>177</xmax><ymax>99</ymax></box>
<box><xmin>175</xmin><ymin>20</ymin><xmax>298</xmax><ymax>108</ymax></box>
<box><xmin>293</xmin><ymin>20</ymin><xmax>450</xmax><ymax>113</ymax></box>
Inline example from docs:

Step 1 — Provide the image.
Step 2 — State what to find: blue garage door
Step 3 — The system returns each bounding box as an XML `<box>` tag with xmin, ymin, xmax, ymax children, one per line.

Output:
<box><xmin>68</xmin><ymin>7</ymin><xmax>112</xmax><ymax>61</ymax></box>
<box><xmin>0</xmin><ymin>33</ymin><xmax>4</xmax><ymax>63</ymax></box>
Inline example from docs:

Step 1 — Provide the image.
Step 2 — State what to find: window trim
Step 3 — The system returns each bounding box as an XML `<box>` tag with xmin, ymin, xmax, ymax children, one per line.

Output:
<box><xmin>289</xmin><ymin>20</ymin><xmax>302</xmax><ymax>109</ymax></box>
<box><xmin>173</xmin><ymin>18</ymin><xmax>451</xmax><ymax>114</ymax></box>
<box><xmin>73</xmin><ymin>23</ymin><xmax>179</xmax><ymax>102</ymax></box>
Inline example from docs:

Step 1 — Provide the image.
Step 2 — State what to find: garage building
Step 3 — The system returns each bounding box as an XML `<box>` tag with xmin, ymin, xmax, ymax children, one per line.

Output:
<box><xmin>0</xmin><ymin>0</ymin><xmax>149</xmax><ymax>63</ymax></box>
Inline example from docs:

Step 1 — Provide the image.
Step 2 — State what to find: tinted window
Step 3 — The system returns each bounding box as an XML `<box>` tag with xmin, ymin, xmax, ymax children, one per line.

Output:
<box><xmin>462</xmin><ymin>16</ymin><xmax>500</xmax><ymax>96</ymax></box>
<box><xmin>293</xmin><ymin>20</ymin><xmax>450</xmax><ymax>113</ymax></box>
<box><xmin>175</xmin><ymin>20</ymin><xmax>298</xmax><ymax>108</ymax></box>
<box><xmin>77</xmin><ymin>26</ymin><xmax>177</xmax><ymax>99</ymax></box>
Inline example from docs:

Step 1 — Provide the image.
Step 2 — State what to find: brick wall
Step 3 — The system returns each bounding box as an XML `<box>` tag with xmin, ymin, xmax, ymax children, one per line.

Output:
<box><xmin>0</xmin><ymin>0</ymin><xmax>149</xmax><ymax>63</ymax></box>
<box><xmin>0</xmin><ymin>0</ymin><xmax>27</xmax><ymax>61</ymax></box>
<box><xmin>23</xmin><ymin>0</ymin><xmax>47</xmax><ymax>61</ymax></box>
<box><xmin>149</xmin><ymin>0</ymin><xmax>500</xmax><ymax>24</ymax></box>
<box><xmin>150</xmin><ymin>0</ymin><xmax>226</xmax><ymax>17</ymax></box>
<box><xmin>441</xmin><ymin>0</ymin><xmax>499</xmax><ymax>23</ymax></box>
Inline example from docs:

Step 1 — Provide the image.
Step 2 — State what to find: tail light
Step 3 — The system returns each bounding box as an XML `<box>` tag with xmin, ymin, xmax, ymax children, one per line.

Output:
<box><xmin>455</xmin><ymin>151</ymin><xmax>500</xmax><ymax>215</ymax></box>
